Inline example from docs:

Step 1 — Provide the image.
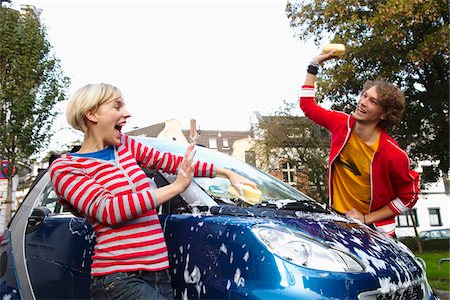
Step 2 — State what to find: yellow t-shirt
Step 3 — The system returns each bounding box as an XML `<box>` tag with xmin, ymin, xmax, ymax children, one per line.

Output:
<box><xmin>332</xmin><ymin>130</ymin><xmax>379</xmax><ymax>214</ymax></box>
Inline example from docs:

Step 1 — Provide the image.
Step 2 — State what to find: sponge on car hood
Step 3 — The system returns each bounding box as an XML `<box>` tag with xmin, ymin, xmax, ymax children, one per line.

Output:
<box><xmin>228</xmin><ymin>185</ymin><xmax>262</xmax><ymax>205</ymax></box>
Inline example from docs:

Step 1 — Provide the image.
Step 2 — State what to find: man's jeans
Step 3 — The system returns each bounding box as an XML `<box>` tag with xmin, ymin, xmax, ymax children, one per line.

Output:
<box><xmin>90</xmin><ymin>269</ymin><xmax>174</xmax><ymax>300</ymax></box>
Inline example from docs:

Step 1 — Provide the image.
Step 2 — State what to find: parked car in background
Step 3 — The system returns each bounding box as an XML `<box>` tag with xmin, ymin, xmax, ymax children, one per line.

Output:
<box><xmin>0</xmin><ymin>137</ymin><xmax>438</xmax><ymax>299</ymax></box>
<box><xmin>419</xmin><ymin>228</ymin><xmax>450</xmax><ymax>240</ymax></box>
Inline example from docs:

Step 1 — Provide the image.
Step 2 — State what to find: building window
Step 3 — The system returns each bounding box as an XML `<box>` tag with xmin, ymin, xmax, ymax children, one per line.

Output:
<box><xmin>282</xmin><ymin>162</ymin><xmax>296</xmax><ymax>185</ymax></box>
<box><xmin>208</xmin><ymin>138</ymin><xmax>217</xmax><ymax>149</ymax></box>
<box><xmin>396</xmin><ymin>209</ymin><xmax>419</xmax><ymax>227</ymax></box>
<box><xmin>222</xmin><ymin>139</ymin><xmax>229</xmax><ymax>149</ymax></box>
<box><xmin>245</xmin><ymin>151</ymin><xmax>256</xmax><ymax>166</ymax></box>
<box><xmin>429</xmin><ymin>208</ymin><xmax>442</xmax><ymax>226</ymax></box>
<box><xmin>421</xmin><ymin>165</ymin><xmax>439</xmax><ymax>183</ymax></box>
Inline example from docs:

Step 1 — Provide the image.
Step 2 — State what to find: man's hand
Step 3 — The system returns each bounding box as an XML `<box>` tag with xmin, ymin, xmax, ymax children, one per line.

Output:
<box><xmin>312</xmin><ymin>50</ymin><xmax>339</xmax><ymax>65</ymax></box>
<box><xmin>346</xmin><ymin>208</ymin><xmax>366</xmax><ymax>224</ymax></box>
<box><xmin>303</xmin><ymin>50</ymin><xmax>340</xmax><ymax>86</ymax></box>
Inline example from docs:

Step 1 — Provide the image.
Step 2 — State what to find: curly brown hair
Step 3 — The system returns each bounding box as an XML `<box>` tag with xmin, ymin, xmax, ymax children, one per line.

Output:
<box><xmin>362</xmin><ymin>79</ymin><xmax>405</xmax><ymax>129</ymax></box>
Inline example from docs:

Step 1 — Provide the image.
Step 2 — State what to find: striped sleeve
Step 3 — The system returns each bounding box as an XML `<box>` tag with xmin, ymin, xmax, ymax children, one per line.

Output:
<box><xmin>127</xmin><ymin>136</ymin><xmax>216</xmax><ymax>178</ymax></box>
<box><xmin>49</xmin><ymin>159</ymin><xmax>158</xmax><ymax>226</ymax></box>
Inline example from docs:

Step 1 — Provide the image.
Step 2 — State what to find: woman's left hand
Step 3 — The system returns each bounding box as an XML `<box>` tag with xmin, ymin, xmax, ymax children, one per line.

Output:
<box><xmin>217</xmin><ymin>167</ymin><xmax>257</xmax><ymax>195</ymax></box>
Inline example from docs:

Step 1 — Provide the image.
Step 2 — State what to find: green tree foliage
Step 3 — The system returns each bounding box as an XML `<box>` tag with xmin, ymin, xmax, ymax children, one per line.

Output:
<box><xmin>286</xmin><ymin>0</ymin><xmax>449</xmax><ymax>175</ymax></box>
<box><xmin>253</xmin><ymin>102</ymin><xmax>330</xmax><ymax>202</ymax></box>
<box><xmin>0</xmin><ymin>6</ymin><xmax>69</xmax><ymax>223</ymax></box>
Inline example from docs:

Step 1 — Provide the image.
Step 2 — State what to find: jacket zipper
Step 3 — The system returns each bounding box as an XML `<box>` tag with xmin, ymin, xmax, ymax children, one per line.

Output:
<box><xmin>328</xmin><ymin>115</ymin><xmax>353</xmax><ymax>206</ymax></box>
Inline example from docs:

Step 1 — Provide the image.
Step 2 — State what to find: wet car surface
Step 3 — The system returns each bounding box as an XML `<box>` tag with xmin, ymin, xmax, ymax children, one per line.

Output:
<box><xmin>0</xmin><ymin>137</ymin><xmax>437</xmax><ymax>299</ymax></box>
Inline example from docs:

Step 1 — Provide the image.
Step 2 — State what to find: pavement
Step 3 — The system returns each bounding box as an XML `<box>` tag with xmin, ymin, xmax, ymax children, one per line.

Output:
<box><xmin>436</xmin><ymin>289</ymin><xmax>450</xmax><ymax>299</ymax></box>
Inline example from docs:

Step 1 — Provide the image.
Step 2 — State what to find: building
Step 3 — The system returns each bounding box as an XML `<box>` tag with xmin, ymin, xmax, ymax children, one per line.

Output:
<box><xmin>395</xmin><ymin>162</ymin><xmax>450</xmax><ymax>237</ymax></box>
<box><xmin>126</xmin><ymin>119</ymin><xmax>255</xmax><ymax>164</ymax></box>
<box><xmin>125</xmin><ymin>118</ymin><xmax>298</xmax><ymax>182</ymax></box>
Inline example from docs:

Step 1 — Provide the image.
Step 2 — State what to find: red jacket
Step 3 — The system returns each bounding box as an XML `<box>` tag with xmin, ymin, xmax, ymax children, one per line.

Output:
<box><xmin>300</xmin><ymin>85</ymin><xmax>419</xmax><ymax>236</ymax></box>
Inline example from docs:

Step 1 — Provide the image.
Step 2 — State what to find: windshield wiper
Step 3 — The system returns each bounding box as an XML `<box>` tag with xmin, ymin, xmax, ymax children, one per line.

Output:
<box><xmin>210</xmin><ymin>199</ymin><xmax>333</xmax><ymax>218</ymax></box>
<box><xmin>255</xmin><ymin>199</ymin><xmax>331</xmax><ymax>214</ymax></box>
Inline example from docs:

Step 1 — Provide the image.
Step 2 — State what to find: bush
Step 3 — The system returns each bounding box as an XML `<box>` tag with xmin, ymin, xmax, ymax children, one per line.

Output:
<box><xmin>414</xmin><ymin>251</ymin><xmax>450</xmax><ymax>291</ymax></box>
<box><xmin>399</xmin><ymin>237</ymin><xmax>450</xmax><ymax>252</ymax></box>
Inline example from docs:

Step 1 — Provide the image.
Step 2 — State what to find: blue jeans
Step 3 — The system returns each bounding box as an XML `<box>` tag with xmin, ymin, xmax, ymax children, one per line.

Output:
<box><xmin>90</xmin><ymin>269</ymin><xmax>174</xmax><ymax>300</ymax></box>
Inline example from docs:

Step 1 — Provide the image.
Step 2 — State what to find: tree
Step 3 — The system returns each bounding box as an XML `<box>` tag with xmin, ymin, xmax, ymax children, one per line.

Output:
<box><xmin>252</xmin><ymin>102</ymin><xmax>330</xmax><ymax>202</ymax></box>
<box><xmin>286</xmin><ymin>0</ymin><xmax>449</xmax><ymax>177</ymax></box>
<box><xmin>0</xmin><ymin>6</ymin><xmax>69</xmax><ymax>224</ymax></box>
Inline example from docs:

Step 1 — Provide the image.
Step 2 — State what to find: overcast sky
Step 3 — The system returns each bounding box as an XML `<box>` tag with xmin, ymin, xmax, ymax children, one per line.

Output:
<box><xmin>10</xmin><ymin>0</ymin><xmax>321</xmax><ymax>153</ymax></box>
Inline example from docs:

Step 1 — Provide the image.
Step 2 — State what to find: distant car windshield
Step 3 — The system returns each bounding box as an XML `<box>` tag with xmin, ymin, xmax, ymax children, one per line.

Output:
<box><xmin>137</xmin><ymin>137</ymin><xmax>312</xmax><ymax>206</ymax></box>
<box><xmin>419</xmin><ymin>229</ymin><xmax>450</xmax><ymax>240</ymax></box>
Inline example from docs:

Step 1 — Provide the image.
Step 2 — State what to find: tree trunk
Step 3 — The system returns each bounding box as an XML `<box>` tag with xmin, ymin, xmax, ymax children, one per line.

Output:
<box><xmin>408</xmin><ymin>209</ymin><xmax>422</xmax><ymax>254</ymax></box>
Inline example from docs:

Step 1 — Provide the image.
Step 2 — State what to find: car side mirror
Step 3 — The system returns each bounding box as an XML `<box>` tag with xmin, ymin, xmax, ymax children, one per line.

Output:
<box><xmin>26</xmin><ymin>207</ymin><xmax>51</xmax><ymax>234</ymax></box>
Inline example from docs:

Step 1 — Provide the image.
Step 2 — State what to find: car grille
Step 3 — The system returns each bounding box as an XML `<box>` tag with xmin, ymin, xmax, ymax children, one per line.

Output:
<box><xmin>358</xmin><ymin>283</ymin><xmax>428</xmax><ymax>300</ymax></box>
<box><xmin>376</xmin><ymin>284</ymin><xmax>423</xmax><ymax>300</ymax></box>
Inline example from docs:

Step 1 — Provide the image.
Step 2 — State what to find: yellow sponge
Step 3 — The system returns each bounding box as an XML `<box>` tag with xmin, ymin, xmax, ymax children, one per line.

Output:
<box><xmin>228</xmin><ymin>185</ymin><xmax>262</xmax><ymax>205</ymax></box>
<box><xmin>322</xmin><ymin>43</ymin><xmax>346</xmax><ymax>56</ymax></box>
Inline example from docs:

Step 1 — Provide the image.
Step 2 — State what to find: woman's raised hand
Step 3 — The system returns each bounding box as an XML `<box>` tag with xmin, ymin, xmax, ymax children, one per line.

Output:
<box><xmin>174</xmin><ymin>143</ymin><xmax>196</xmax><ymax>192</ymax></box>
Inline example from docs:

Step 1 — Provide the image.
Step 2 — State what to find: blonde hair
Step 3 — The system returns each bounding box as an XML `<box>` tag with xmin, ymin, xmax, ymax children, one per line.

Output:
<box><xmin>65</xmin><ymin>83</ymin><xmax>123</xmax><ymax>133</ymax></box>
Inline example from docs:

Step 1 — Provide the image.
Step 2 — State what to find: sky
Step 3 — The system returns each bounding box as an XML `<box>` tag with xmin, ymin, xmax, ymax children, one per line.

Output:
<box><xmin>10</xmin><ymin>0</ymin><xmax>320</xmax><ymax>153</ymax></box>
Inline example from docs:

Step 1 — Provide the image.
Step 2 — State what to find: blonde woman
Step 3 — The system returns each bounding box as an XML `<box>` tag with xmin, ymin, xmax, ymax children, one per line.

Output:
<box><xmin>49</xmin><ymin>83</ymin><xmax>255</xmax><ymax>299</ymax></box>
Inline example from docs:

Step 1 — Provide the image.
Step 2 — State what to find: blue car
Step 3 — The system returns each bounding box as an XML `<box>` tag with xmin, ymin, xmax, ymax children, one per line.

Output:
<box><xmin>0</xmin><ymin>137</ymin><xmax>437</xmax><ymax>299</ymax></box>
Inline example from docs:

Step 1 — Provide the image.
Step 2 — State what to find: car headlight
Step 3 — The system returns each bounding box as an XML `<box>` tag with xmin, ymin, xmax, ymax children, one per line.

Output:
<box><xmin>251</xmin><ymin>225</ymin><xmax>365</xmax><ymax>272</ymax></box>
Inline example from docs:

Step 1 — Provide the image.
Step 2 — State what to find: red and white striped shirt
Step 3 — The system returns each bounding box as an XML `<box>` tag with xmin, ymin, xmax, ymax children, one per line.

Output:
<box><xmin>49</xmin><ymin>134</ymin><xmax>215</xmax><ymax>276</ymax></box>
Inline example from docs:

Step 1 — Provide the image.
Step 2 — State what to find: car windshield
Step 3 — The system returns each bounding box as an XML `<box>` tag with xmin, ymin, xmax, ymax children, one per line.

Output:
<box><xmin>442</xmin><ymin>229</ymin><xmax>450</xmax><ymax>238</ymax></box>
<box><xmin>418</xmin><ymin>231</ymin><xmax>428</xmax><ymax>238</ymax></box>
<box><xmin>137</xmin><ymin>137</ymin><xmax>312</xmax><ymax>206</ymax></box>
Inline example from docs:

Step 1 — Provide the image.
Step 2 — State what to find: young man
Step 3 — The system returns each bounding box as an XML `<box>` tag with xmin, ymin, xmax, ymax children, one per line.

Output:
<box><xmin>300</xmin><ymin>51</ymin><xmax>419</xmax><ymax>237</ymax></box>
